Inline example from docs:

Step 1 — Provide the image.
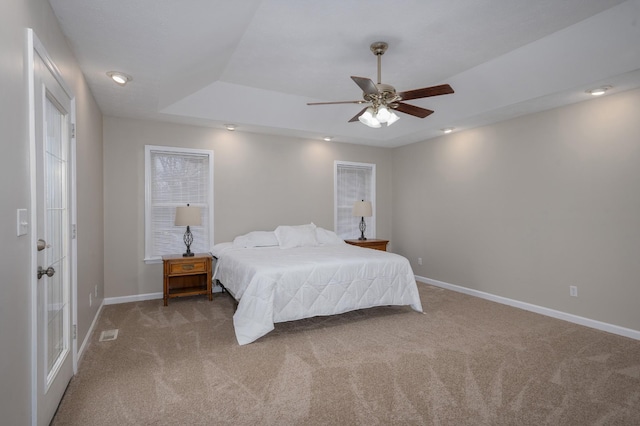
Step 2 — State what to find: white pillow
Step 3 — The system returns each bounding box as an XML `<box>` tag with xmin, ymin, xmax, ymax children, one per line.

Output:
<box><xmin>274</xmin><ymin>223</ymin><xmax>318</xmax><ymax>249</ymax></box>
<box><xmin>315</xmin><ymin>227</ymin><xmax>345</xmax><ymax>246</ymax></box>
<box><xmin>233</xmin><ymin>231</ymin><xmax>279</xmax><ymax>248</ymax></box>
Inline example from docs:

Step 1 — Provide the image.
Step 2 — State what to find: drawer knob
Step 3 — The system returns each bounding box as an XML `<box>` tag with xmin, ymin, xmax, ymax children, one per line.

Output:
<box><xmin>182</xmin><ymin>264</ymin><xmax>195</xmax><ymax>270</ymax></box>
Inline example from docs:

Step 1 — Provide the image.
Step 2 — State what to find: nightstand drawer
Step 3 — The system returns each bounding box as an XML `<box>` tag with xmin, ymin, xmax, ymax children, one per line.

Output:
<box><xmin>162</xmin><ymin>254</ymin><xmax>213</xmax><ymax>306</ymax></box>
<box><xmin>169</xmin><ymin>260</ymin><xmax>207</xmax><ymax>275</ymax></box>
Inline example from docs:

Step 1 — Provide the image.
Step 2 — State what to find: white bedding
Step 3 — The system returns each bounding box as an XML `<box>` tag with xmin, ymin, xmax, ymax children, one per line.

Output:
<box><xmin>212</xmin><ymin>243</ymin><xmax>423</xmax><ymax>345</ymax></box>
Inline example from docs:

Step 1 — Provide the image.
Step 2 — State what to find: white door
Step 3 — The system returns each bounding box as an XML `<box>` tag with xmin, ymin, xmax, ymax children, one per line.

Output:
<box><xmin>32</xmin><ymin>38</ymin><xmax>74</xmax><ymax>426</ymax></box>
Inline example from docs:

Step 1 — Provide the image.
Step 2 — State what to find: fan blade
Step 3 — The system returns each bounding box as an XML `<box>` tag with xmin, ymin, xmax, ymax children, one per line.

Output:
<box><xmin>394</xmin><ymin>102</ymin><xmax>434</xmax><ymax>118</ymax></box>
<box><xmin>348</xmin><ymin>107</ymin><xmax>369</xmax><ymax>122</ymax></box>
<box><xmin>351</xmin><ymin>76</ymin><xmax>379</xmax><ymax>95</ymax></box>
<box><xmin>398</xmin><ymin>84</ymin><xmax>454</xmax><ymax>101</ymax></box>
<box><xmin>307</xmin><ymin>100</ymin><xmax>365</xmax><ymax>105</ymax></box>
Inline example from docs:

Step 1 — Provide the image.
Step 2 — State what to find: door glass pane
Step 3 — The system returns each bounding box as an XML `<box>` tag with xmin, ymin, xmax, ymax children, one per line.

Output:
<box><xmin>45</xmin><ymin>95</ymin><xmax>68</xmax><ymax>377</ymax></box>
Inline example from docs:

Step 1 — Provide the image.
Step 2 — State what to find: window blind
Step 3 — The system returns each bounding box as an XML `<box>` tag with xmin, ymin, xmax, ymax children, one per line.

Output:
<box><xmin>335</xmin><ymin>161</ymin><xmax>375</xmax><ymax>239</ymax></box>
<box><xmin>145</xmin><ymin>146</ymin><xmax>213</xmax><ymax>261</ymax></box>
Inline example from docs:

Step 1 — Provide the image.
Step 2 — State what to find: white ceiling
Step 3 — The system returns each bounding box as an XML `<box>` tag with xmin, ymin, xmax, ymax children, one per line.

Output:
<box><xmin>49</xmin><ymin>0</ymin><xmax>640</xmax><ymax>147</ymax></box>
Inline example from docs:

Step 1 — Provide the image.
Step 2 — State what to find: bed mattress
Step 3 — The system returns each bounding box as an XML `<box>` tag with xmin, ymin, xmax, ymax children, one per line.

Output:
<box><xmin>212</xmin><ymin>243</ymin><xmax>423</xmax><ymax>345</ymax></box>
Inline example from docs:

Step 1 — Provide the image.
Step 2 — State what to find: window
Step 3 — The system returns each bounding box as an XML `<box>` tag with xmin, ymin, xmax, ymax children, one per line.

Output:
<box><xmin>144</xmin><ymin>145</ymin><xmax>213</xmax><ymax>262</ymax></box>
<box><xmin>334</xmin><ymin>161</ymin><xmax>376</xmax><ymax>239</ymax></box>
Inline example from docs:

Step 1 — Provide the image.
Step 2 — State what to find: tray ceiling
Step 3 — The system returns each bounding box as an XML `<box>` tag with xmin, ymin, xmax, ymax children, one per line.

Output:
<box><xmin>49</xmin><ymin>0</ymin><xmax>640</xmax><ymax>147</ymax></box>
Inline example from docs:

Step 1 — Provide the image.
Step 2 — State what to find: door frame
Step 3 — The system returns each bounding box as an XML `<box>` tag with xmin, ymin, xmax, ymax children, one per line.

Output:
<box><xmin>26</xmin><ymin>28</ymin><xmax>78</xmax><ymax>425</ymax></box>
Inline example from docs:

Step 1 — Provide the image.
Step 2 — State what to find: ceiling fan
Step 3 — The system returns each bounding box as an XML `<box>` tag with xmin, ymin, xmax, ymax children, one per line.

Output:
<box><xmin>307</xmin><ymin>42</ymin><xmax>454</xmax><ymax>128</ymax></box>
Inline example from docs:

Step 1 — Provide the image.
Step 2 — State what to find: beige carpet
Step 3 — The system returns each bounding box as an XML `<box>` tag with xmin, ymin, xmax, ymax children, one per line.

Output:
<box><xmin>52</xmin><ymin>284</ymin><xmax>640</xmax><ymax>425</ymax></box>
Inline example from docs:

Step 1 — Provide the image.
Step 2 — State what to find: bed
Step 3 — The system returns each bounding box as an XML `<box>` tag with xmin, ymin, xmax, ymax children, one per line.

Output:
<box><xmin>212</xmin><ymin>224</ymin><xmax>423</xmax><ymax>345</ymax></box>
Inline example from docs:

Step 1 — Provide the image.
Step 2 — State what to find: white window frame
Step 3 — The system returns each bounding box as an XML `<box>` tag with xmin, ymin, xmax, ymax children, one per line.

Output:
<box><xmin>144</xmin><ymin>145</ymin><xmax>214</xmax><ymax>263</ymax></box>
<box><xmin>334</xmin><ymin>160</ymin><xmax>376</xmax><ymax>239</ymax></box>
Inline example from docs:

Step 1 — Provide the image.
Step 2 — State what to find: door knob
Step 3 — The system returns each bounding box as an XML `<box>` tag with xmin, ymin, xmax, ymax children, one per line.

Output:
<box><xmin>37</xmin><ymin>239</ymin><xmax>50</xmax><ymax>251</ymax></box>
<box><xmin>37</xmin><ymin>266</ymin><xmax>55</xmax><ymax>279</ymax></box>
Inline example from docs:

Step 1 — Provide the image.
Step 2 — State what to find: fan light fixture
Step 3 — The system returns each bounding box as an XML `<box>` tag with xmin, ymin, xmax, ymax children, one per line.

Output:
<box><xmin>358</xmin><ymin>107</ymin><xmax>381</xmax><ymax>128</ymax></box>
<box><xmin>358</xmin><ymin>106</ymin><xmax>400</xmax><ymax>128</ymax></box>
<box><xmin>224</xmin><ymin>124</ymin><xmax>236</xmax><ymax>131</ymax></box>
<box><xmin>386</xmin><ymin>111</ymin><xmax>400</xmax><ymax>125</ymax></box>
<box><xmin>323</xmin><ymin>136</ymin><xmax>332</xmax><ymax>141</ymax></box>
<box><xmin>442</xmin><ymin>128</ymin><xmax>454</xmax><ymax>134</ymax></box>
<box><xmin>106</xmin><ymin>71</ymin><xmax>132</xmax><ymax>86</ymax></box>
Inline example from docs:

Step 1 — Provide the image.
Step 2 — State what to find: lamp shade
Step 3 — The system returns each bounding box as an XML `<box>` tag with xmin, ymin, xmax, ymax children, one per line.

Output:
<box><xmin>376</xmin><ymin>106</ymin><xmax>391</xmax><ymax>123</ymax></box>
<box><xmin>175</xmin><ymin>205</ymin><xmax>202</xmax><ymax>226</ymax></box>
<box><xmin>358</xmin><ymin>107</ymin><xmax>381</xmax><ymax>128</ymax></box>
<box><xmin>352</xmin><ymin>200</ymin><xmax>372</xmax><ymax>217</ymax></box>
<box><xmin>386</xmin><ymin>111</ymin><xmax>400</xmax><ymax>125</ymax></box>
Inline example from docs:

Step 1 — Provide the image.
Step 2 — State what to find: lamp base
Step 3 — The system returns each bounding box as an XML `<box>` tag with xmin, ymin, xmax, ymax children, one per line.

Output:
<box><xmin>358</xmin><ymin>216</ymin><xmax>367</xmax><ymax>240</ymax></box>
<box><xmin>183</xmin><ymin>226</ymin><xmax>195</xmax><ymax>257</ymax></box>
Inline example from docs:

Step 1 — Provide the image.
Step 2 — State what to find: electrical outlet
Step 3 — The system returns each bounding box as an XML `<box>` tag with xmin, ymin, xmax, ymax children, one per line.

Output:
<box><xmin>418</xmin><ymin>257</ymin><xmax>423</xmax><ymax>265</ymax></box>
<box><xmin>569</xmin><ymin>286</ymin><xmax>578</xmax><ymax>297</ymax></box>
<box><xmin>89</xmin><ymin>292</ymin><xmax>92</xmax><ymax>307</ymax></box>
<box><xmin>95</xmin><ymin>284</ymin><xmax>98</xmax><ymax>298</ymax></box>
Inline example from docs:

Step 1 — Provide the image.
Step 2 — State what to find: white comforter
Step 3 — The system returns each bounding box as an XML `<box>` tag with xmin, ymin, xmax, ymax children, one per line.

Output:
<box><xmin>212</xmin><ymin>243</ymin><xmax>423</xmax><ymax>345</ymax></box>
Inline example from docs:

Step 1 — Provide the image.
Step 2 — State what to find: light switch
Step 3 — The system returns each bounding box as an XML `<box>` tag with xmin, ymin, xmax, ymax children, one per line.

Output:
<box><xmin>17</xmin><ymin>209</ymin><xmax>28</xmax><ymax>236</ymax></box>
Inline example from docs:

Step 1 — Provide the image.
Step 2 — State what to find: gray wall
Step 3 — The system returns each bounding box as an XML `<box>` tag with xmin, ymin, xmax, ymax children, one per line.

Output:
<box><xmin>392</xmin><ymin>88</ymin><xmax>640</xmax><ymax>332</ymax></box>
<box><xmin>0</xmin><ymin>0</ymin><xmax>104</xmax><ymax>423</ymax></box>
<box><xmin>2</xmin><ymin>5</ymin><xmax>637</xmax><ymax>422</ymax></box>
<box><xmin>103</xmin><ymin>117</ymin><xmax>393</xmax><ymax>298</ymax></box>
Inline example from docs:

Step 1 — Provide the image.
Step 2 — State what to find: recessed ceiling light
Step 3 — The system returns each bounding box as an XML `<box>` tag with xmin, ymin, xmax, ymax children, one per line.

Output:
<box><xmin>106</xmin><ymin>71</ymin><xmax>132</xmax><ymax>86</ymax></box>
<box><xmin>224</xmin><ymin>124</ymin><xmax>236</xmax><ymax>131</ymax></box>
<box><xmin>323</xmin><ymin>136</ymin><xmax>332</xmax><ymax>141</ymax></box>
<box><xmin>586</xmin><ymin>85</ymin><xmax>612</xmax><ymax>96</ymax></box>
<box><xmin>442</xmin><ymin>128</ymin><xmax>454</xmax><ymax>134</ymax></box>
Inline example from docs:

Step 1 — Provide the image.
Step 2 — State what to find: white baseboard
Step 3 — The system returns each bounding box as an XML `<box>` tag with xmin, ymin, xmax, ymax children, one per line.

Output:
<box><xmin>77</xmin><ymin>299</ymin><xmax>104</xmax><ymax>363</ymax></box>
<box><xmin>104</xmin><ymin>292</ymin><xmax>163</xmax><ymax>305</ymax></box>
<box><xmin>416</xmin><ymin>275</ymin><xmax>640</xmax><ymax>341</ymax></box>
<box><xmin>103</xmin><ymin>285</ymin><xmax>224</xmax><ymax>306</ymax></box>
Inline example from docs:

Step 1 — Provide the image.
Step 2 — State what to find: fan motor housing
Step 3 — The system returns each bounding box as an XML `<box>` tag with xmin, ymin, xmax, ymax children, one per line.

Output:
<box><xmin>376</xmin><ymin>83</ymin><xmax>395</xmax><ymax>94</ymax></box>
<box><xmin>363</xmin><ymin>83</ymin><xmax>396</xmax><ymax>102</ymax></box>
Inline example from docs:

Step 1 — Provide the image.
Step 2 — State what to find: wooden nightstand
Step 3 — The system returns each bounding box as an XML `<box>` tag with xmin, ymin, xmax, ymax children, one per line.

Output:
<box><xmin>162</xmin><ymin>253</ymin><xmax>212</xmax><ymax>306</ymax></box>
<box><xmin>344</xmin><ymin>239</ymin><xmax>389</xmax><ymax>251</ymax></box>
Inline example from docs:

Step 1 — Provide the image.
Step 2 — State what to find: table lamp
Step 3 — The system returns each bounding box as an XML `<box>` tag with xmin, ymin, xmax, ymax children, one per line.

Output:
<box><xmin>175</xmin><ymin>204</ymin><xmax>202</xmax><ymax>257</ymax></box>
<box><xmin>352</xmin><ymin>200</ymin><xmax>372</xmax><ymax>240</ymax></box>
